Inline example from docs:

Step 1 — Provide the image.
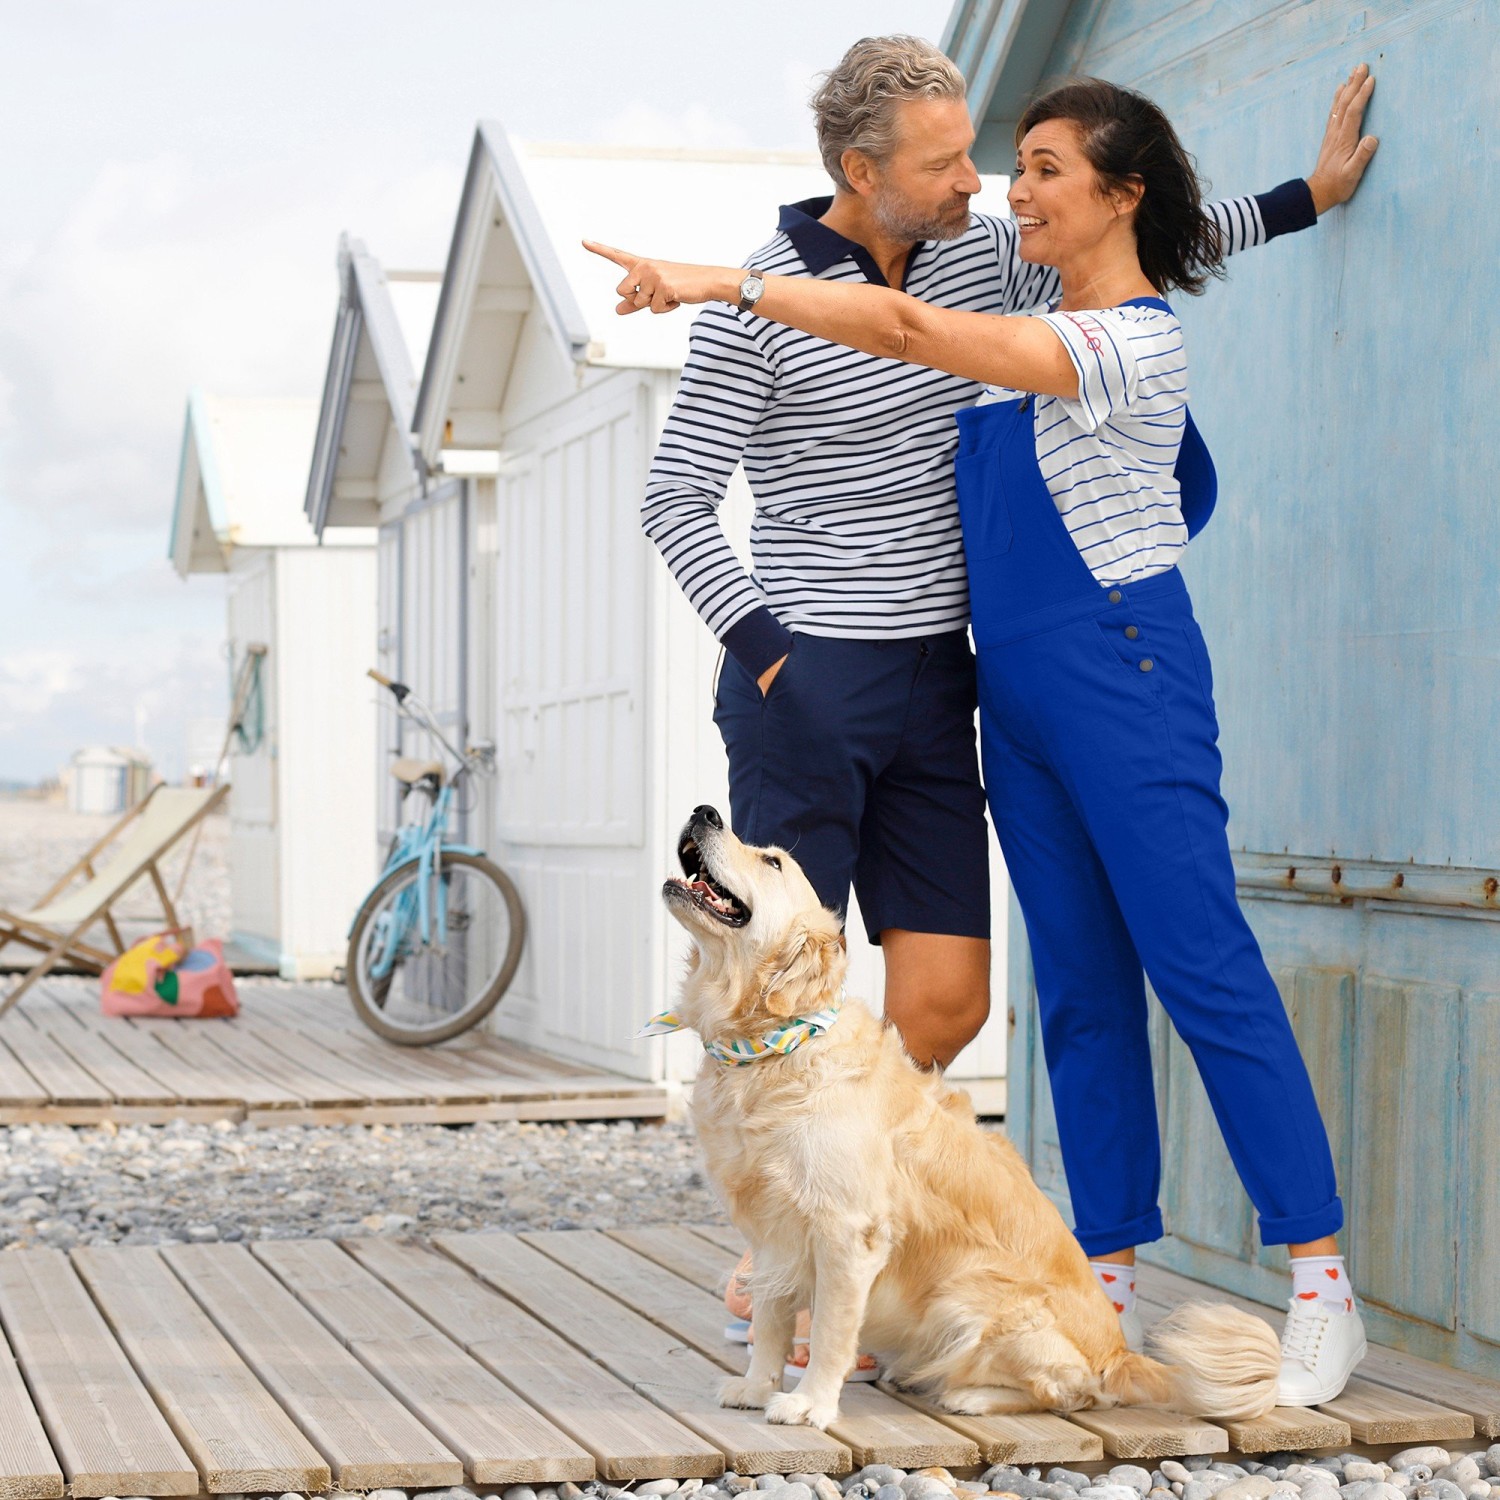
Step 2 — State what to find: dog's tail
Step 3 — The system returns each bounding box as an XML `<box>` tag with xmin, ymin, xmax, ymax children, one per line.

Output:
<box><xmin>1108</xmin><ymin>1301</ymin><xmax>1280</xmax><ymax>1421</ymax></box>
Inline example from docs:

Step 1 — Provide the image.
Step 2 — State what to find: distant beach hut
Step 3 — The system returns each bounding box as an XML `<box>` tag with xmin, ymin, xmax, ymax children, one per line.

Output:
<box><xmin>68</xmin><ymin>747</ymin><xmax>152</xmax><ymax>816</ymax></box>
<box><xmin>312</xmin><ymin>125</ymin><xmax>1012</xmax><ymax>1106</ymax></box>
<box><xmin>169</xmin><ymin>392</ymin><xmax>377</xmax><ymax>977</ymax></box>
<box><xmin>303</xmin><ymin>236</ymin><xmax>446</xmax><ymax>853</ymax></box>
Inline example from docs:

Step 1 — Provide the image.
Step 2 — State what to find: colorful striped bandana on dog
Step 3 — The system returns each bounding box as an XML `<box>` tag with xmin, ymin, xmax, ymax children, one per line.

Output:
<box><xmin>635</xmin><ymin>987</ymin><xmax>845</xmax><ymax>1066</ymax></box>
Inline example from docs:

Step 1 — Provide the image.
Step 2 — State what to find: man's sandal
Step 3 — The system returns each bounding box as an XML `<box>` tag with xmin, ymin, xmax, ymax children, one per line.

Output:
<box><xmin>727</xmin><ymin>1250</ymin><xmax>879</xmax><ymax>1379</ymax></box>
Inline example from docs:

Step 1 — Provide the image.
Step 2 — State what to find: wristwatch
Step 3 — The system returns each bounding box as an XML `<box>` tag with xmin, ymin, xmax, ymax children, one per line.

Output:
<box><xmin>737</xmin><ymin>268</ymin><xmax>767</xmax><ymax>314</ymax></box>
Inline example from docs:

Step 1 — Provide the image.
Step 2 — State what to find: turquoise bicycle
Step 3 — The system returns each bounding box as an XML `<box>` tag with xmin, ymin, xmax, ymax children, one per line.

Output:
<box><xmin>346</xmin><ymin>670</ymin><xmax>526</xmax><ymax>1045</ymax></box>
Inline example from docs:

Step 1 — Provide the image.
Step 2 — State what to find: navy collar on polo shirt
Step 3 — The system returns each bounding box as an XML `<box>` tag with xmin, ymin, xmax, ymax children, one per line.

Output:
<box><xmin>776</xmin><ymin>196</ymin><xmax>926</xmax><ymax>290</ymax></box>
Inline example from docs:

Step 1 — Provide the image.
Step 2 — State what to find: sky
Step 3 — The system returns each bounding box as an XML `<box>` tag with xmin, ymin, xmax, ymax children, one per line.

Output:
<box><xmin>0</xmin><ymin>0</ymin><xmax>952</xmax><ymax>784</ymax></box>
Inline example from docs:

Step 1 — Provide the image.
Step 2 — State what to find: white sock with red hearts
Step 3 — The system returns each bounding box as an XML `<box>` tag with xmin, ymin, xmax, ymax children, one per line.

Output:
<box><xmin>1290</xmin><ymin>1253</ymin><xmax>1355</xmax><ymax>1313</ymax></box>
<box><xmin>1089</xmin><ymin>1261</ymin><xmax>1137</xmax><ymax>1315</ymax></box>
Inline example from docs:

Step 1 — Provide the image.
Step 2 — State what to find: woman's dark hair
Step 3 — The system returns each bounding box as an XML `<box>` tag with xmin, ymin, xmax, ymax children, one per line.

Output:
<box><xmin>1017</xmin><ymin>78</ymin><xmax>1224</xmax><ymax>295</ymax></box>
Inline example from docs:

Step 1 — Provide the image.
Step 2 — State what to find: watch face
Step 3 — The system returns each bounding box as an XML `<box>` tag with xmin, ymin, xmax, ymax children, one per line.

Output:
<box><xmin>742</xmin><ymin>275</ymin><xmax>764</xmax><ymax>300</ymax></box>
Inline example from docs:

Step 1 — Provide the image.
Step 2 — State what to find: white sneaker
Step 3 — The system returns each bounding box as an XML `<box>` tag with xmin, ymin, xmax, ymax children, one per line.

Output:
<box><xmin>1276</xmin><ymin>1297</ymin><xmax>1367</xmax><ymax>1405</ymax></box>
<box><xmin>1119</xmin><ymin>1308</ymin><xmax>1145</xmax><ymax>1352</ymax></box>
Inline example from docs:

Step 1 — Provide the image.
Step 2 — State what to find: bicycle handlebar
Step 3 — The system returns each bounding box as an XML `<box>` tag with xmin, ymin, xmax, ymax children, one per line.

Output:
<box><xmin>367</xmin><ymin>668</ymin><xmax>410</xmax><ymax>702</ymax></box>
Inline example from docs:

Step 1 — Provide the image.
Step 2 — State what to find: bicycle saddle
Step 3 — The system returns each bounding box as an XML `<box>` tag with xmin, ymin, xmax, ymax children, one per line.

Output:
<box><xmin>389</xmin><ymin>757</ymin><xmax>446</xmax><ymax>786</ymax></box>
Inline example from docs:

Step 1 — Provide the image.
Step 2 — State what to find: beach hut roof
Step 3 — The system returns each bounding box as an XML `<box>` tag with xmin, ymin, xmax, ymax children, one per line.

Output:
<box><xmin>941</xmin><ymin>0</ymin><xmax>1077</xmax><ymax>153</ymax></box>
<box><xmin>305</xmin><ymin>235</ymin><xmax>441</xmax><ymax>535</ymax></box>
<box><xmin>412</xmin><ymin>123</ymin><xmax>830</xmax><ymax>463</ymax></box>
<box><xmin>168</xmin><ymin>393</ymin><xmax>321</xmax><ymax>577</ymax></box>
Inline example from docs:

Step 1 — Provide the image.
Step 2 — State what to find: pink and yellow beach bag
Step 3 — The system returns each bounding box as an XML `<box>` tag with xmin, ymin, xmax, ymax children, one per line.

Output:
<box><xmin>100</xmin><ymin>929</ymin><xmax>239</xmax><ymax>1018</ymax></box>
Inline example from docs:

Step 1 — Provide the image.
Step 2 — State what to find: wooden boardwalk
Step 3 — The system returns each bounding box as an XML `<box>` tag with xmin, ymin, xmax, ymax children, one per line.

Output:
<box><xmin>0</xmin><ymin>981</ymin><xmax>666</xmax><ymax>1126</ymax></box>
<box><xmin>0</xmin><ymin>1223</ymin><xmax>1495</xmax><ymax>1498</ymax></box>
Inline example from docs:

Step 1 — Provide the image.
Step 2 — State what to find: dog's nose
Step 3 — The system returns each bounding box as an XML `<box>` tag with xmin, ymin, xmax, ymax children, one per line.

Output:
<box><xmin>692</xmin><ymin>805</ymin><xmax>723</xmax><ymax>830</ymax></box>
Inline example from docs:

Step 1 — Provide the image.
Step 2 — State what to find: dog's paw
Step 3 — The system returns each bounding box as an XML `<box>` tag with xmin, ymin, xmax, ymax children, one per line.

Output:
<box><xmin>718</xmin><ymin>1375</ymin><xmax>778</xmax><ymax>1410</ymax></box>
<box><xmin>766</xmin><ymin>1390</ymin><xmax>839</xmax><ymax>1429</ymax></box>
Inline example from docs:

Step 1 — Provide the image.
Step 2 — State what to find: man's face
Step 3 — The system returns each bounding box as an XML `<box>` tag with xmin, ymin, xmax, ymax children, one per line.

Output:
<box><xmin>863</xmin><ymin>96</ymin><xmax>981</xmax><ymax>243</ymax></box>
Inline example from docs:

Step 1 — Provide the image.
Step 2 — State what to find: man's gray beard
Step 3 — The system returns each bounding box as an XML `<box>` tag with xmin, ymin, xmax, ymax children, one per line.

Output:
<box><xmin>872</xmin><ymin>189</ymin><xmax>972</xmax><ymax>244</ymax></box>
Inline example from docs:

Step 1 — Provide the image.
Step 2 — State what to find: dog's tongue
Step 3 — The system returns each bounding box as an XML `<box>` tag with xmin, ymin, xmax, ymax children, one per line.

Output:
<box><xmin>690</xmin><ymin>880</ymin><xmax>716</xmax><ymax>897</ymax></box>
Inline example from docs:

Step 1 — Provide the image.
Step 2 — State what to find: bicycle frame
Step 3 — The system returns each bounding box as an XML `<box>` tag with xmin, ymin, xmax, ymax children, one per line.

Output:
<box><xmin>358</xmin><ymin>673</ymin><xmax>493</xmax><ymax>977</ymax></box>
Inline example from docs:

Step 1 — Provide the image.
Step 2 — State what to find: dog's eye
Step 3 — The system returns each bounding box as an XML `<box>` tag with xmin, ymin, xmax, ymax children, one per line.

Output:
<box><xmin>761</xmin><ymin>855</ymin><xmax>782</xmax><ymax>871</ymax></box>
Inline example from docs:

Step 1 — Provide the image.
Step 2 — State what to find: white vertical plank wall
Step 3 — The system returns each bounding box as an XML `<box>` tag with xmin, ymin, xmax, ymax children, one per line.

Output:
<box><xmin>226</xmin><ymin>553</ymin><xmax>281</xmax><ymax>960</ymax></box>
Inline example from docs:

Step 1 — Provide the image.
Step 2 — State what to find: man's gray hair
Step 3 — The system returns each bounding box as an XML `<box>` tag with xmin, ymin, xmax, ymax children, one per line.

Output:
<box><xmin>811</xmin><ymin>36</ymin><xmax>968</xmax><ymax>192</ymax></box>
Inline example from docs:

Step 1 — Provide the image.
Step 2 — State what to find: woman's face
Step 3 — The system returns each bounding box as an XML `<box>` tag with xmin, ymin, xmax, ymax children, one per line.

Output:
<box><xmin>1008</xmin><ymin>117</ymin><xmax>1138</xmax><ymax>265</ymax></box>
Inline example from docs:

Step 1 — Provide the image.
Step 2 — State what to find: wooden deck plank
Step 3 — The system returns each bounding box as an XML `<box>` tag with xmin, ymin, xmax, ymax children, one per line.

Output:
<box><xmin>0</xmin><ymin>1250</ymin><xmax>198</xmax><ymax>1497</ymax></box>
<box><xmin>0</xmin><ymin>1037</ymin><xmax>48</xmax><ymax>1107</ymax></box>
<box><xmin>1220</xmin><ymin>1405</ymin><xmax>1352</xmax><ymax>1455</ymax></box>
<box><xmin>523</xmin><ymin>1228</ymin><xmax>748</xmax><ymax>1370</ymax></box>
<box><xmin>179</xmin><ymin>1021</ymin><xmax>374</xmax><ymax>1108</ymax></box>
<box><xmin>23</xmin><ymin>997</ymin><xmax>182</xmax><ymax>1106</ymax></box>
<box><xmin>238</xmin><ymin>991</ymin><xmax>496</xmax><ymax>1101</ymax></box>
<box><xmin>608</xmin><ymin>1224</ymin><xmax>738</xmax><ymax>1299</ymax></box>
<box><xmin>522</xmin><ymin>1229</ymin><xmax>982</xmax><ymax>1470</ymax></box>
<box><xmin>66</xmin><ymin>1017</ymin><xmax>241</xmax><ymax>1106</ymax></box>
<box><xmin>688</xmin><ymin>1223</ymin><xmax>749</xmax><ymax>1256</ymax></box>
<box><xmin>0</xmin><ymin>1023</ymin><xmax>112</xmax><ymax>1105</ymax></box>
<box><xmin>1314</xmin><ymin>1376</ymin><xmax>1474</xmax><ymax>1444</ymax></box>
<box><xmin>230</xmin><ymin>1016</ymin><xmax>435</xmax><ymax>1104</ymax></box>
<box><xmin>876</xmin><ymin>1392</ymin><xmax>1105</xmax><ymax>1465</ymax></box>
<box><xmin>162</xmin><ymin>1242</ymin><xmax>463</xmax><ymax>1489</ymax></box>
<box><xmin>437</xmin><ymin>1231</ymin><xmax>851</xmax><ymax>1474</ymax></box>
<box><xmin>244</xmin><ymin>986</ymin><xmax>657</xmax><ymax>1103</ymax></box>
<box><xmin>0</xmin><ymin>1316</ymin><xmax>65</xmax><ymax>1500</ymax></box>
<box><xmin>345</xmin><ymin>1235</ymin><xmax>722</xmax><ymax>1481</ymax></box>
<box><xmin>1065</xmin><ymin>1406</ymin><xmax>1228</xmax><ymax>1460</ymax></box>
<box><xmin>122</xmin><ymin>1019</ymin><xmax>303</xmax><ymax>1110</ymax></box>
<box><xmin>1139</xmin><ymin>1263</ymin><xmax>1496</xmax><ymax>1437</ymax></box>
<box><xmin>252</xmin><ymin>1237</ymin><xmax>593</xmax><ymax>1484</ymax></box>
<box><xmin>70</xmin><ymin>1247</ymin><xmax>331</xmax><ymax>1494</ymax></box>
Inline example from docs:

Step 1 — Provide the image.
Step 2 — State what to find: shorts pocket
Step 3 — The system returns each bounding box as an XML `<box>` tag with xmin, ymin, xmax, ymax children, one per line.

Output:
<box><xmin>760</xmin><ymin>635</ymin><xmax>798</xmax><ymax>705</ymax></box>
<box><xmin>955</xmin><ymin>451</ymin><xmax>1014</xmax><ymax>562</ymax></box>
<box><xmin>1183</xmin><ymin>619</ymin><xmax>1218</xmax><ymax>716</ymax></box>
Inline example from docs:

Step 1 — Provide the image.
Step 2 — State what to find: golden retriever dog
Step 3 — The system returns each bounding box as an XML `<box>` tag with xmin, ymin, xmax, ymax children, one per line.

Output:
<box><xmin>661</xmin><ymin>805</ymin><xmax>1283</xmax><ymax>1432</ymax></box>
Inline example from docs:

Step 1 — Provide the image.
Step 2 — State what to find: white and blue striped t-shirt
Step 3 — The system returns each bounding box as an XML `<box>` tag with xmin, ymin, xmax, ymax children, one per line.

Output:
<box><xmin>643</xmin><ymin>182</ymin><xmax>1317</xmax><ymax>677</ymax></box>
<box><xmin>992</xmin><ymin>302</ymin><xmax>1192</xmax><ymax>588</ymax></box>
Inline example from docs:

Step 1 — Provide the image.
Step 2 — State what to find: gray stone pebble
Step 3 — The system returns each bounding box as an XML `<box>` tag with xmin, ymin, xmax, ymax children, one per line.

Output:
<box><xmin>758</xmin><ymin>1482</ymin><xmax>787</xmax><ymax>1493</ymax></box>
<box><xmin>1080</xmin><ymin>1487</ymin><xmax>1144</xmax><ymax>1500</ymax></box>
<box><xmin>874</xmin><ymin>1486</ymin><xmax>905</xmax><ymax>1500</ymax></box>
<box><xmin>1395</xmin><ymin>1457</ymin><xmax>1455</xmax><ymax>1477</ymax></box>
<box><xmin>1440</xmin><ymin>1465</ymin><xmax>1484</xmax><ymax>1490</ymax></box>
<box><xmin>814</xmin><ymin>1480</ymin><xmax>844</xmax><ymax>1500</ymax></box>
<box><xmin>779</xmin><ymin>1485</ymin><xmax>814</xmax><ymax>1500</ymax></box>
<box><xmin>1216</xmin><ymin>1480</ymin><xmax>1274</xmax><ymax>1500</ymax></box>
<box><xmin>636</xmin><ymin>1485</ymin><xmax>680</xmax><ymax>1499</ymax></box>
<box><xmin>1110</xmin><ymin>1470</ymin><xmax>1154</xmax><ymax>1496</ymax></box>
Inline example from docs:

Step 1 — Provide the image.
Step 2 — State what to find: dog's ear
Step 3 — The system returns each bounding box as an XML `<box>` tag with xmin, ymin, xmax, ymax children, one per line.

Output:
<box><xmin>756</xmin><ymin>915</ymin><xmax>846</xmax><ymax>1017</ymax></box>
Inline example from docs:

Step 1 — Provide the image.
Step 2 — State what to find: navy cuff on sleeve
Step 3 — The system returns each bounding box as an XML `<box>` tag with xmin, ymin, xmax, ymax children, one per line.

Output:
<box><xmin>722</xmin><ymin>607</ymin><xmax>794</xmax><ymax>680</ymax></box>
<box><xmin>1256</xmin><ymin>178</ymin><xmax>1318</xmax><ymax>240</ymax></box>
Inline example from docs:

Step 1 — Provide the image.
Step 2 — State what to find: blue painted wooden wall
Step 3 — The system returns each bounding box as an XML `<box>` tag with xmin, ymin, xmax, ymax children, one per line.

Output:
<box><xmin>966</xmin><ymin>1</ymin><xmax>1500</xmax><ymax>1374</ymax></box>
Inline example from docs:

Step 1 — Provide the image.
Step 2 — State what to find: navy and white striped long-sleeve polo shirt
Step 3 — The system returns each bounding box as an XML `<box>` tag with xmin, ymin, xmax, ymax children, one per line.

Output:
<box><xmin>642</xmin><ymin>182</ymin><xmax>1316</xmax><ymax>677</ymax></box>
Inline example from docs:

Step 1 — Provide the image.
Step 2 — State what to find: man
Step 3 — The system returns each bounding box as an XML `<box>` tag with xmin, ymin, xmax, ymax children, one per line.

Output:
<box><xmin>643</xmin><ymin>36</ymin><xmax>1377</xmax><ymax>1073</ymax></box>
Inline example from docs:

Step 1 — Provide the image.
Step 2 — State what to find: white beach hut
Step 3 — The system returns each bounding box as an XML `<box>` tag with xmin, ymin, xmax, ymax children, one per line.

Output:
<box><xmin>303</xmin><ymin>236</ymin><xmax>447</xmax><ymax>853</ymax></box>
<box><xmin>322</xmin><ymin>125</ymin><xmax>1011</xmax><ymax>1108</ymax></box>
<box><xmin>169</xmin><ymin>392</ymin><xmax>377</xmax><ymax>976</ymax></box>
<box><xmin>68</xmin><ymin>747</ymin><xmax>153</xmax><ymax>816</ymax></box>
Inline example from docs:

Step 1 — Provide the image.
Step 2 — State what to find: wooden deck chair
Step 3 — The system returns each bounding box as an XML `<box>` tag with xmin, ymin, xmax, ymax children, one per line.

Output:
<box><xmin>0</xmin><ymin>783</ymin><xmax>229</xmax><ymax>1018</ymax></box>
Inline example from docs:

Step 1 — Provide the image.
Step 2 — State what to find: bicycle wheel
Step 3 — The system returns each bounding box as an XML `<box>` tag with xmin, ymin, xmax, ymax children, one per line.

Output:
<box><xmin>346</xmin><ymin>850</ymin><xmax>526</xmax><ymax>1045</ymax></box>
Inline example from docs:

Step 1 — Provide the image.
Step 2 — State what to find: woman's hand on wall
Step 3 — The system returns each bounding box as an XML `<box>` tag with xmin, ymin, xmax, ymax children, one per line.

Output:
<box><xmin>1307</xmin><ymin>62</ymin><xmax>1379</xmax><ymax>214</ymax></box>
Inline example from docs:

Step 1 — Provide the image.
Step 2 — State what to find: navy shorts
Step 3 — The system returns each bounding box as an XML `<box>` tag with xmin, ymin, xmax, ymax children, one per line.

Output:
<box><xmin>711</xmin><ymin>629</ymin><xmax>991</xmax><ymax>944</ymax></box>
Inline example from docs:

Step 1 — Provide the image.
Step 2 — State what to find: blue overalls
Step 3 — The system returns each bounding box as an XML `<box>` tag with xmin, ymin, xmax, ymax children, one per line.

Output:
<box><xmin>955</xmin><ymin>327</ymin><xmax>1344</xmax><ymax>1255</ymax></box>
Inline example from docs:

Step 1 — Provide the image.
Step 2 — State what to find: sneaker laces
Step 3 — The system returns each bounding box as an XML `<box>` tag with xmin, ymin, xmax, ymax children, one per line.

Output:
<box><xmin>1281</xmin><ymin>1298</ymin><xmax>1331</xmax><ymax>1367</ymax></box>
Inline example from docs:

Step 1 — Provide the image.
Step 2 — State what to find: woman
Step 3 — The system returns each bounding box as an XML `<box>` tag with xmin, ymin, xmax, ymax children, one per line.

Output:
<box><xmin>588</xmin><ymin>77</ymin><xmax>1365</xmax><ymax>1406</ymax></box>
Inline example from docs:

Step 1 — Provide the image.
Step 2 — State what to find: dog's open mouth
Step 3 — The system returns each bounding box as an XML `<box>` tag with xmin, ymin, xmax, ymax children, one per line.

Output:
<box><xmin>668</xmin><ymin>836</ymin><xmax>751</xmax><ymax>926</ymax></box>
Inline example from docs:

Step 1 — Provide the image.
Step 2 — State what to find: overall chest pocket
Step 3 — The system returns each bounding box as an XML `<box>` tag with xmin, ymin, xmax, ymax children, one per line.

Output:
<box><xmin>955</xmin><ymin>450</ymin><xmax>1014</xmax><ymax>563</ymax></box>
